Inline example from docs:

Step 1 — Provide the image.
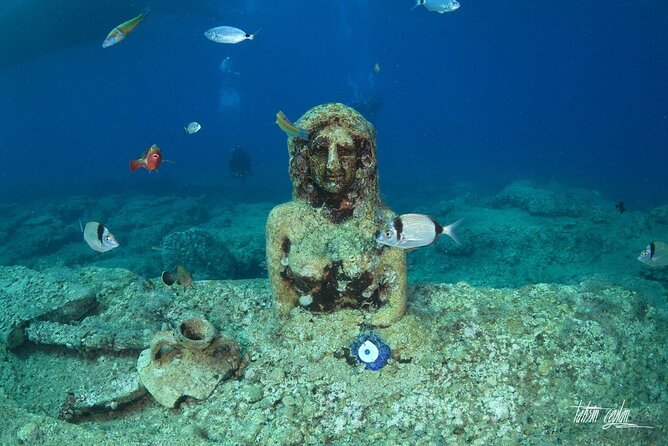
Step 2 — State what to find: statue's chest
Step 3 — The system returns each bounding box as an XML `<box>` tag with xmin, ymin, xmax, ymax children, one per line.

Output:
<box><xmin>287</xmin><ymin>223</ymin><xmax>376</xmax><ymax>278</ymax></box>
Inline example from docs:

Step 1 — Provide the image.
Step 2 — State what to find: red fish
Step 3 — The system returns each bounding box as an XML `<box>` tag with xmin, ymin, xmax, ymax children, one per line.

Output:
<box><xmin>130</xmin><ymin>144</ymin><xmax>162</xmax><ymax>172</ymax></box>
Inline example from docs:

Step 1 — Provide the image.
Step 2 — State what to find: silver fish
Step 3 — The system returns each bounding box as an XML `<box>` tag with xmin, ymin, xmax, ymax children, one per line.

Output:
<box><xmin>81</xmin><ymin>220</ymin><xmax>119</xmax><ymax>253</ymax></box>
<box><xmin>414</xmin><ymin>0</ymin><xmax>460</xmax><ymax>14</ymax></box>
<box><xmin>637</xmin><ymin>241</ymin><xmax>668</xmax><ymax>267</ymax></box>
<box><xmin>204</xmin><ymin>26</ymin><xmax>257</xmax><ymax>44</ymax></box>
<box><xmin>184</xmin><ymin>122</ymin><xmax>201</xmax><ymax>134</ymax></box>
<box><xmin>376</xmin><ymin>214</ymin><xmax>462</xmax><ymax>250</ymax></box>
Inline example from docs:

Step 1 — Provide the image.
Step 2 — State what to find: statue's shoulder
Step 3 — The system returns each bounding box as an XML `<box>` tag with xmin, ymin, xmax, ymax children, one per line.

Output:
<box><xmin>267</xmin><ymin>201</ymin><xmax>306</xmax><ymax>233</ymax></box>
<box><xmin>268</xmin><ymin>202</ymin><xmax>300</xmax><ymax>219</ymax></box>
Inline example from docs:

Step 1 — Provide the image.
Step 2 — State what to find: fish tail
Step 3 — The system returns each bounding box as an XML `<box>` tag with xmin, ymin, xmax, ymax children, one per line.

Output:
<box><xmin>297</xmin><ymin>128</ymin><xmax>309</xmax><ymax>140</ymax></box>
<box><xmin>129</xmin><ymin>159</ymin><xmax>144</xmax><ymax>171</ymax></box>
<box><xmin>442</xmin><ymin>218</ymin><xmax>464</xmax><ymax>245</ymax></box>
<box><xmin>140</xmin><ymin>7</ymin><xmax>152</xmax><ymax>19</ymax></box>
<box><xmin>161</xmin><ymin>271</ymin><xmax>176</xmax><ymax>286</ymax></box>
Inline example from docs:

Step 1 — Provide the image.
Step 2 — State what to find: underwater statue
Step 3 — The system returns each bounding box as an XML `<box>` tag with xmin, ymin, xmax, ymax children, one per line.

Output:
<box><xmin>266</xmin><ymin>103</ymin><xmax>407</xmax><ymax>326</ymax></box>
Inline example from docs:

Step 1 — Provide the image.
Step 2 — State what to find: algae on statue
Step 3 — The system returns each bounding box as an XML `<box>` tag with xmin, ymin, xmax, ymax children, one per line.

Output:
<box><xmin>266</xmin><ymin>103</ymin><xmax>407</xmax><ymax>326</ymax></box>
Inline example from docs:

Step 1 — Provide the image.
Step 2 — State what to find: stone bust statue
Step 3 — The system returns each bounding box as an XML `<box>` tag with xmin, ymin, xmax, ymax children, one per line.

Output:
<box><xmin>266</xmin><ymin>103</ymin><xmax>407</xmax><ymax>326</ymax></box>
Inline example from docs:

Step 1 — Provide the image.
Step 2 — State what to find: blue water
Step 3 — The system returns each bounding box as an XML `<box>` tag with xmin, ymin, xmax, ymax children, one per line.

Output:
<box><xmin>0</xmin><ymin>0</ymin><xmax>667</xmax><ymax>206</ymax></box>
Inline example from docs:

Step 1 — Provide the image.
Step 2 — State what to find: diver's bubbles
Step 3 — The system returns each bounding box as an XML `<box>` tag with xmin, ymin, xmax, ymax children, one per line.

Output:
<box><xmin>219</xmin><ymin>56</ymin><xmax>232</xmax><ymax>74</ymax></box>
<box><xmin>218</xmin><ymin>88</ymin><xmax>241</xmax><ymax>111</ymax></box>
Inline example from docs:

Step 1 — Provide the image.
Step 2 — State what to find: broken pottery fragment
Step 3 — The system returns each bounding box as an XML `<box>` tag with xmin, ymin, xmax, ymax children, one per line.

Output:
<box><xmin>58</xmin><ymin>373</ymin><xmax>147</xmax><ymax>421</ymax></box>
<box><xmin>137</xmin><ymin>317</ymin><xmax>241</xmax><ymax>408</ymax></box>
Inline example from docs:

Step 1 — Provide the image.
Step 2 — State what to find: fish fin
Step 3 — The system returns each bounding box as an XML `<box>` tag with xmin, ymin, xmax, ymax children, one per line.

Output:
<box><xmin>442</xmin><ymin>218</ymin><xmax>464</xmax><ymax>245</ymax></box>
<box><xmin>79</xmin><ymin>219</ymin><xmax>83</xmax><ymax>233</ymax></box>
<box><xmin>411</xmin><ymin>0</ymin><xmax>422</xmax><ymax>10</ymax></box>
<box><xmin>161</xmin><ymin>271</ymin><xmax>176</xmax><ymax>286</ymax></box>
<box><xmin>129</xmin><ymin>159</ymin><xmax>144</xmax><ymax>171</ymax></box>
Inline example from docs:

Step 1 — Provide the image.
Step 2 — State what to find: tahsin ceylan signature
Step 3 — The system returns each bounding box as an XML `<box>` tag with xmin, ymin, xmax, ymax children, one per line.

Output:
<box><xmin>571</xmin><ymin>400</ymin><xmax>654</xmax><ymax>430</ymax></box>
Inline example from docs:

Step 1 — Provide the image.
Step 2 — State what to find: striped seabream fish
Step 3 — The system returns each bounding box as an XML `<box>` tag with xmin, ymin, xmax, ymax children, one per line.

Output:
<box><xmin>376</xmin><ymin>214</ymin><xmax>462</xmax><ymax>250</ymax></box>
<box><xmin>637</xmin><ymin>241</ymin><xmax>668</xmax><ymax>267</ymax></box>
<box><xmin>80</xmin><ymin>220</ymin><xmax>119</xmax><ymax>253</ymax></box>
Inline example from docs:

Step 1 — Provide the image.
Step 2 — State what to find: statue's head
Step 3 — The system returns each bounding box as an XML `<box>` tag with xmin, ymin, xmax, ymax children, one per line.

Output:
<box><xmin>288</xmin><ymin>103</ymin><xmax>379</xmax><ymax>223</ymax></box>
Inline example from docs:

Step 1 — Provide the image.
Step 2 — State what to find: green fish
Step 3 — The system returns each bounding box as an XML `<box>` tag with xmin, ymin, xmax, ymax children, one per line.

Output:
<box><xmin>276</xmin><ymin>111</ymin><xmax>308</xmax><ymax>140</ymax></box>
<box><xmin>102</xmin><ymin>8</ymin><xmax>151</xmax><ymax>48</ymax></box>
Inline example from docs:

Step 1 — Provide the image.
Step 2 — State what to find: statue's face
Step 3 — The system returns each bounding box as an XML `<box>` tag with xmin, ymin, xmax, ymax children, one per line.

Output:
<box><xmin>308</xmin><ymin>126</ymin><xmax>358</xmax><ymax>194</ymax></box>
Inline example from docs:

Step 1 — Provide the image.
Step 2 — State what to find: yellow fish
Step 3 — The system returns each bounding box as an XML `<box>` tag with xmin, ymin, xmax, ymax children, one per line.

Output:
<box><xmin>102</xmin><ymin>8</ymin><xmax>151</xmax><ymax>48</ymax></box>
<box><xmin>276</xmin><ymin>111</ymin><xmax>309</xmax><ymax>140</ymax></box>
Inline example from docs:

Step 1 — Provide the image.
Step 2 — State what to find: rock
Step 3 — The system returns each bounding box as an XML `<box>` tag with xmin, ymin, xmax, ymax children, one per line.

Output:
<box><xmin>491</xmin><ymin>180</ymin><xmax>598</xmax><ymax>218</ymax></box>
<box><xmin>0</xmin><ymin>266</ymin><xmax>96</xmax><ymax>349</ymax></box>
<box><xmin>16</xmin><ymin>421</ymin><xmax>40</xmax><ymax>444</ymax></box>
<box><xmin>25</xmin><ymin>320</ymin><xmax>149</xmax><ymax>351</ymax></box>
<box><xmin>59</xmin><ymin>373</ymin><xmax>147</xmax><ymax>421</ymax></box>
<box><xmin>649</xmin><ymin>204</ymin><xmax>668</xmax><ymax>225</ymax></box>
<box><xmin>243</xmin><ymin>384</ymin><xmax>264</xmax><ymax>403</ymax></box>
<box><xmin>160</xmin><ymin>227</ymin><xmax>238</xmax><ymax>280</ymax></box>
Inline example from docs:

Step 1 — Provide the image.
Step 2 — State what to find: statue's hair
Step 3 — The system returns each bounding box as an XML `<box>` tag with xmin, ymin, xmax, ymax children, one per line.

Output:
<box><xmin>287</xmin><ymin>103</ymin><xmax>379</xmax><ymax>223</ymax></box>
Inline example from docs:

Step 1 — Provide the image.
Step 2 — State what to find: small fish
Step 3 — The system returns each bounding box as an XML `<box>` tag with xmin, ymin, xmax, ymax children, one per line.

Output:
<box><xmin>102</xmin><ymin>8</ymin><xmax>151</xmax><ymax>48</ymax></box>
<box><xmin>615</xmin><ymin>201</ymin><xmax>626</xmax><ymax>213</ymax></box>
<box><xmin>184</xmin><ymin>122</ymin><xmax>202</xmax><ymax>135</ymax></box>
<box><xmin>413</xmin><ymin>0</ymin><xmax>460</xmax><ymax>14</ymax></box>
<box><xmin>276</xmin><ymin>111</ymin><xmax>309</xmax><ymax>140</ymax></box>
<box><xmin>376</xmin><ymin>214</ymin><xmax>463</xmax><ymax>250</ymax></box>
<box><xmin>204</xmin><ymin>26</ymin><xmax>258</xmax><ymax>44</ymax></box>
<box><xmin>162</xmin><ymin>265</ymin><xmax>194</xmax><ymax>290</ymax></box>
<box><xmin>80</xmin><ymin>220</ymin><xmax>119</xmax><ymax>253</ymax></box>
<box><xmin>373</xmin><ymin>63</ymin><xmax>381</xmax><ymax>75</ymax></box>
<box><xmin>129</xmin><ymin>144</ymin><xmax>162</xmax><ymax>172</ymax></box>
<box><xmin>637</xmin><ymin>241</ymin><xmax>668</xmax><ymax>268</ymax></box>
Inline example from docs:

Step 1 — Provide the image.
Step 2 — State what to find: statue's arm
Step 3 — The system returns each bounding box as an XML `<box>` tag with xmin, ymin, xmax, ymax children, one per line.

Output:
<box><xmin>266</xmin><ymin>206</ymin><xmax>299</xmax><ymax>313</ymax></box>
<box><xmin>371</xmin><ymin>248</ymin><xmax>407</xmax><ymax>326</ymax></box>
